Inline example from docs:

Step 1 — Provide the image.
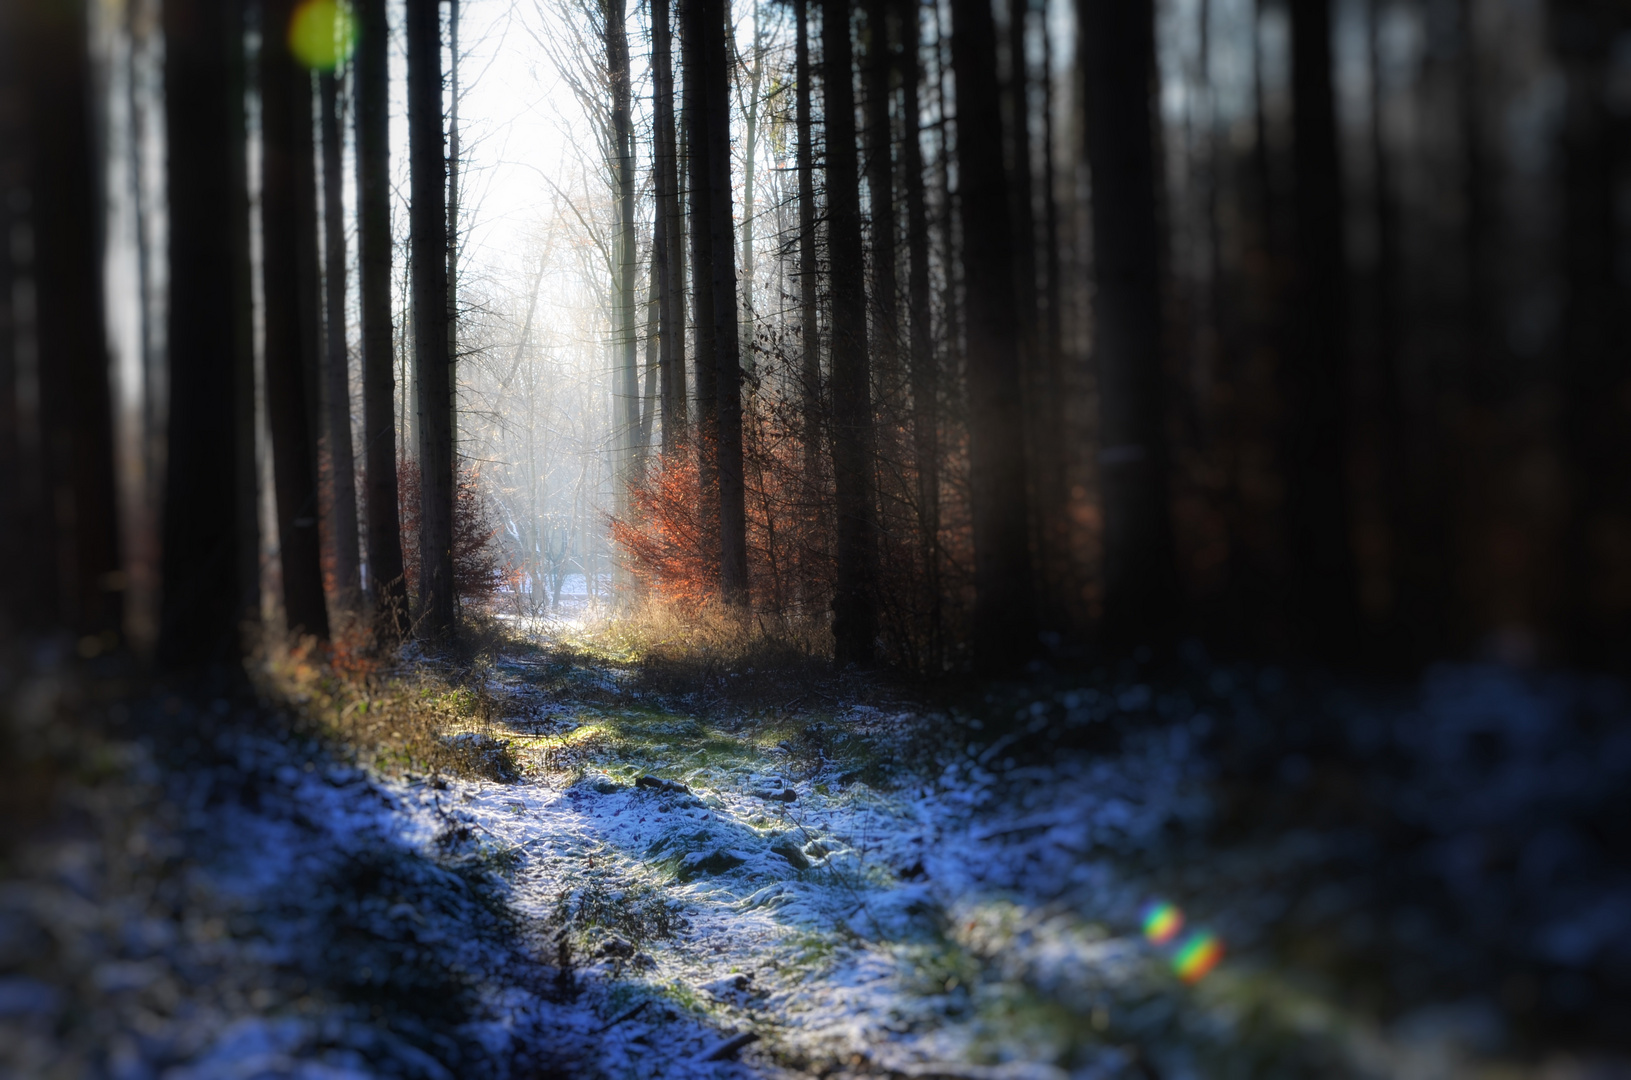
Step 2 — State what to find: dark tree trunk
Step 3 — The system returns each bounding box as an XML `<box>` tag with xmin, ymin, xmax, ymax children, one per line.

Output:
<box><xmin>1038</xmin><ymin>6</ymin><xmax>1070</xmax><ymax>616</ymax></box>
<box><xmin>1552</xmin><ymin>2</ymin><xmax>1631</xmax><ymax>666</ymax></box>
<box><xmin>321</xmin><ymin>68</ymin><xmax>362</xmax><ymax>610</ymax></box>
<box><xmin>1285</xmin><ymin>0</ymin><xmax>1358</xmax><ymax>654</ymax></box>
<box><xmin>12</xmin><ymin>0</ymin><xmax>124</xmax><ymax>641</ymax></box>
<box><xmin>896</xmin><ymin>0</ymin><xmax>941</xmax><ymax>664</ymax></box>
<box><xmin>262</xmin><ymin>0</ymin><xmax>331</xmax><ymax>640</ymax></box>
<box><xmin>825</xmin><ymin>0</ymin><xmax>881</xmax><ymax>663</ymax></box>
<box><xmin>355</xmin><ymin>0</ymin><xmax>407</xmax><ymax>638</ymax></box>
<box><xmin>608</xmin><ymin>0</ymin><xmax>639</xmax><ymax>510</ymax></box>
<box><xmin>863</xmin><ymin>0</ymin><xmax>899</xmax><ymax>401</ymax></box>
<box><xmin>1079</xmin><ymin>0</ymin><xmax>1178</xmax><ymax>652</ymax></box>
<box><xmin>795</xmin><ymin>0</ymin><xmax>823</xmax><ymax>489</ymax></box>
<box><xmin>158</xmin><ymin>0</ymin><xmax>254</xmax><ymax>669</ymax></box>
<box><xmin>448</xmin><ymin>0</ymin><xmax>461</xmax><ymax>453</ymax></box>
<box><xmin>408</xmin><ymin>0</ymin><xmax>455</xmax><ymax>637</ymax></box>
<box><xmin>703</xmin><ymin>0</ymin><xmax>749</xmax><ymax>605</ymax></box>
<box><xmin>952</xmin><ymin>0</ymin><xmax>1035</xmax><ymax>669</ymax></box>
<box><xmin>0</xmin><ymin>9</ymin><xmax>22</xmax><ymax>627</ymax></box>
<box><xmin>653</xmin><ymin>0</ymin><xmax>687</xmax><ymax>453</ymax></box>
<box><xmin>682</xmin><ymin>0</ymin><xmax>720</xmax><ymax>551</ymax></box>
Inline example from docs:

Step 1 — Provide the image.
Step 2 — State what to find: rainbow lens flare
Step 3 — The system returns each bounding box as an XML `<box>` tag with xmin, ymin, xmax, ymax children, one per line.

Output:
<box><xmin>1141</xmin><ymin>901</ymin><xmax>1184</xmax><ymax>945</ymax></box>
<box><xmin>1173</xmin><ymin>931</ymin><xmax>1223</xmax><ymax>984</ymax></box>
<box><xmin>289</xmin><ymin>0</ymin><xmax>358</xmax><ymax>71</ymax></box>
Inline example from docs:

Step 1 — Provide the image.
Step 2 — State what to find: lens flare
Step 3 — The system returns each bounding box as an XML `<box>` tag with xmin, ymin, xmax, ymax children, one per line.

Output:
<box><xmin>1173</xmin><ymin>931</ymin><xmax>1223</xmax><ymax>984</ymax></box>
<box><xmin>1141</xmin><ymin>901</ymin><xmax>1183</xmax><ymax>945</ymax></box>
<box><xmin>289</xmin><ymin>0</ymin><xmax>357</xmax><ymax>71</ymax></box>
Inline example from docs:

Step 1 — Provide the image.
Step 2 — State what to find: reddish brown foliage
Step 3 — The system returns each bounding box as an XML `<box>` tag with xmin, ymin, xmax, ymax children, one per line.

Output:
<box><xmin>397</xmin><ymin>460</ymin><xmax>509</xmax><ymax>608</ymax></box>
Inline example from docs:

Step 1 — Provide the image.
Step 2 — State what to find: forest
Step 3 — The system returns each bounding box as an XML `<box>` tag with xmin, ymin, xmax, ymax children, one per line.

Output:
<box><xmin>1</xmin><ymin>0</ymin><xmax>1629</xmax><ymax>1075</ymax></box>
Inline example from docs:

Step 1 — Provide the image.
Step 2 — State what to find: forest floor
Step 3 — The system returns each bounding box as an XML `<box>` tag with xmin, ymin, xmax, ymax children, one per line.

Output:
<box><xmin>3</xmin><ymin>617</ymin><xmax>1630</xmax><ymax>1079</ymax></box>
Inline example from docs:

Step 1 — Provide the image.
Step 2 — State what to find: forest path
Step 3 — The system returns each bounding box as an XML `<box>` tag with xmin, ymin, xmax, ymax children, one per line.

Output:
<box><xmin>417</xmin><ymin>645</ymin><xmax>1547</xmax><ymax>1080</ymax></box>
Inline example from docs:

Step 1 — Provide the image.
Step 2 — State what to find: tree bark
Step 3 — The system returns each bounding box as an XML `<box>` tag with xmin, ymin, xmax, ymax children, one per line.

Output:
<box><xmin>1079</xmin><ymin>0</ymin><xmax>1178</xmax><ymax>652</ymax></box>
<box><xmin>157</xmin><ymin>0</ymin><xmax>254</xmax><ymax>669</ymax></box>
<box><xmin>321</xmin><ymin>68</ymin><xmax>362</xmax><ymax>611</ymax></box>
<box><xmin>896</xmin><ymin>0</ymin><xmax>940</xmax><ymax>664</ymax></box>
<box><xmin>608</xmin><ymin>0</ymin><xmax>640</xmax><ymax>525</ymax></box>
<box><xmin>863</xmin><ymin>0</ymin><xmax>899</xmax><ymax>404</ymax></box>
<box><xmin>263</xmin><ymin>0</ymin><xmax>331</xmax><ymax>640</ymax></box>
<box><xmin>704</xmin><ymin>0</ymin><xmax>750</xmax><ymax>605</ymax></box>
<box><xmin>652</xmin><ymin>0</ymin><xmax>687</xmax><ymax>452</ymax></box>
<box><xmin>683</xmin><ymin>0</ymin><xmax>721</xmax><ymax>551</ymax></box>
<box><xmin>12</xmin><ymin>0</ymin><xmax>124</xmax><ymax>641</ymax></box>
<box><xmin>795</xmin><ymin>0</ymin><xmax>823</xmax><ymax>490</ymax></box>
<box><xmin>355</xmin><ymin>0</ymin><xmax>408</xmax><ymax>638</ymax></box>
<box><xmin>952</xmin><ymin>0</ymin><xmax>1035</xmax><ymax>668</ymax></box>
<box><xmin>408</xmin><ymin>0</ymin><xmax>456</xmax><ymax>637</ymax></box>
<box><xmin>1286</xmin><ymin>0</ymin><xmax>1358</xmax><ymax>654</ymax></box>
<box><xmin>825</xmin><ymin>0</ymin><xmax>880</xmax><ymax>662</ymax></box>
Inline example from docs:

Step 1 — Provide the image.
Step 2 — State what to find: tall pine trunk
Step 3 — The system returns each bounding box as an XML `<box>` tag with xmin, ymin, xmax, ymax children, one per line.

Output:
<box><xmin>355</xmin><ymin>0</ymin><xmax>407</xmax><ymax>637</ymax></box>
<box><xmin>321</xmin><ymin>68</ymin><xmax>362</xmax><ymax>610</ymax></box>
<box><xmin>952</xmin><ymin>0</ymin><xmax>1035</xmax><ymax>669</ymax></box>
<box><xmin>13</xmin><ymin>0</ymin><xmax>124</xmax><ymax>640</ymax></box>
<box><xmin>408</xmin><ymin>0</ymin><xmax>455</xmax><ymax>637</ymax></box>
<box><xmin>703</xmin><ymin>0</ymin><xmax>750</xmax><ymax>605</ymax></box>
<box><xmin>652</xmin><ymin>0</ymin><xmax>687</xmax><ymax>452</ymax></box>
<box><xmin>608</xmin><ymin>0</ymin><xmax>639</xmax><ymax>524</ymax></box>
<box><xmin>683</xmin><ymin>0</ymin><xmax>721</xmax><ymax>550</ymax></box>
<box><xmin>795</xmin><ymin>0</ymin><xmax>823</xmax><ymax>489</ymax></box>
<box><xmin>1286</xmin><ymin>0</ymin><xmax>1357</xmax><ymax>654</ymax></box>
<box><xmin>863</xmin><ymin>0</ymin><xmax>899</xmax><ymax>404</ymax></box>
<box><xmin>1079</xmin><ymin>0</ymin><xmax>1178</xmax><ymax>651</ymax></box>
<box><xmin>263</xmin><ymin>0</ymin><xmax>331</xmax><ymax>640</ymax></box>
<box><xmin>158</xmin><ymin>0</ymin><xmax>254</xmax><ymax>669</ymax></box>
<box><xmin>825</xmin><ymin>0</ymin><xmax>881</xmax><ymax>662</ymax></box>
<box><xmin>897</xmin><ymin>0</ymin><xmax>941</xmax><ymax>664</ymax></box>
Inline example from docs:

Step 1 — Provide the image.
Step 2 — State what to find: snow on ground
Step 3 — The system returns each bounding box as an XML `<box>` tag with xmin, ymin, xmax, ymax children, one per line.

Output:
<box><xmin>6</xmin><ymin>645</ymin><xmax>1628</xmax><ymax>1079</ymax></box>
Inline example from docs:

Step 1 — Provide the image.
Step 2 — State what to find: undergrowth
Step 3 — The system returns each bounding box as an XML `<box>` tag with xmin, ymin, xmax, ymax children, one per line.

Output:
<box><xmin>255</xmin><ymin>613</ymin><xmax>524</xmax><ymax>782</ymax></box>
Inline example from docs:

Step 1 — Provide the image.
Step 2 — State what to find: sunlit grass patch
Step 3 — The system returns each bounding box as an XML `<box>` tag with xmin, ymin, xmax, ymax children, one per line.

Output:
<box><xmin>256</xmin><ymin>630</ymin><xmax>523</xmax><ymax>782</ymax></box>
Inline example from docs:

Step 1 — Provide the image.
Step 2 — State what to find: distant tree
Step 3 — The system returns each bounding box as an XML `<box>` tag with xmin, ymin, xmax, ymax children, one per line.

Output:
<box><xmin>863</xmin><ymin>0</ymin><xmax>898</xmax><ymax>400</ymax></box>
<box><xmin>606</xmin><ymin>0</ymin><xmax>640</xmax><ymax>516</ymax></box>
<box><xmin>1078</xmin><ymin>0</ymin><xmax>1178</xmax><ymax>652</ymax></box>
<box><xmin>951</xmin><ymin>0</ymin><xmax>1034</xmax><ymax>669</ymax></box>
<box><xmin>158</xmin><ymin>0</ymin><xmax>255</xmax><ymax>669</ymax></box>
<box><xmin>407</xmin><ymin>0</ymin><xmax>456</xmax><ymax>637</ymax></box>
<box><xmin>262</xmin><ymin>0</ymin><xmax>331</xmax><ymax>640</ymax></box>
<box><xmin>355</xmin><ymin>0</ymin><xmax>408</xmax><ymax>638</ymax></box>
<box><xmin>824</xmin><ymin>0</ymin><xmax>881</xmax><ymax>664</ymax></box>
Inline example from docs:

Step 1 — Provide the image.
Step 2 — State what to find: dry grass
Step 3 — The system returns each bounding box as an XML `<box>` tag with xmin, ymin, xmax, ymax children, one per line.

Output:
<box><xmin>254</xmin><ymin>617</ymin><xmax>522</xmax><ymax>782</ymax></box>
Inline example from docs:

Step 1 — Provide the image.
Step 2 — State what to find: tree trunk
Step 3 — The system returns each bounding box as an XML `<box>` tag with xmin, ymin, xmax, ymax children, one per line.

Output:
<box><xmin>1286</xmin><ymin>0</ymin><xmax>1357</xmax><ymax>654</ymax></box>
<box><xmin>448</xmin><ymin>0</ymin><xmax>461</xmax><ymax>456</ymax></box>
<box><xmin>896</xmin><ymin>0</ymin><xmax>940</xmax><ymax>665</ymax></box>
<box><xmin>263</xmin><ymin>0</ymin><xmax>331</xmax><ymax>640</ymax></box>
<box><xmin>740</xmin><ymin>2</ymin><xmax>764</xmax><ymax>372</ymax></box>
<box><xmin>355</xmin><ymin>0</ymin><xmax>407</xmax><ymax>638</ymax></box>
<box><xmin>157</xmin><ymin>0</ymin><xmax>254</xmax><ymax>669</ymax></box>
<box><xmin>952</xmin><ymin>0</ymin><xmax>1035</xmax><ymax>668</ymax></box>
<box><xmin>795</xmin><ymin>0</ymin><xmax>823</xmax><ymax>490</ymax></box>
<box><xmin>825</xmin><ymin>0</ymin><xmax>881</xmax><ymax>662</ymax></box>
<box><xmin>321</xmin><ymin>69</ymin><xmax>362</xmax><ymax>611</ymax></box>
<box><xmin>683</xmin><ymin>0</ymin><xmax>720</xmax><ymax>551</ymax></box>
<box><xmin>863</xmin><ymin>0</ymin><xmax>900</xmax><ymax>405</ymax></box>
<box><xmin>1079</xmin><ymin>0</ymin><xmax>1178</xmax><ymax>652</ymax></box>
<box><xmin>652</xmin><ymin>0</ymin><xmax>687</xmax><ymax>453</ymax></box>
<box><xmin>11</xmin><ymin>0</ymin><xmax>124</xmax><ymax>641</ymax></box>
<box><xmin>408</xmin><ymin>0</ymin><xmax>455</xmax><ymax>637</ymax></box>
<box><xmin>608</xmin><ymin>0</ymin><xmax>639</xmax><ymax>526</ymax></box>
<box><xmin>704</xmin><ymin>0</ymin><xmax>750</xmax><ymax>605</ymax></box>
<box><xmin>1553</xmin><ymin>1</ymin><xmax>1631</xmax><ymax>666</ymax></box>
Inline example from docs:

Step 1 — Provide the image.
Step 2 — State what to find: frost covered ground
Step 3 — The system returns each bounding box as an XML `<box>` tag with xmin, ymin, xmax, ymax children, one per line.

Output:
<box><xmin>3</xmin><ymin>638</ymin><xmax>1629</xmax><ymax>1079</ymax></box>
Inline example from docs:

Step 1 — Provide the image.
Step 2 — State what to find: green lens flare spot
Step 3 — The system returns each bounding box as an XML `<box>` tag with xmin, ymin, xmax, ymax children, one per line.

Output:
<box><xmin>288</xmin><ymin>0</ymin><xmax>357</xmax><ymax>71</ymax></box>
<box><xmin>1172</xmin><ymin>931</ymin><xmax>1223</xmax><ymax>984</ymax></box>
